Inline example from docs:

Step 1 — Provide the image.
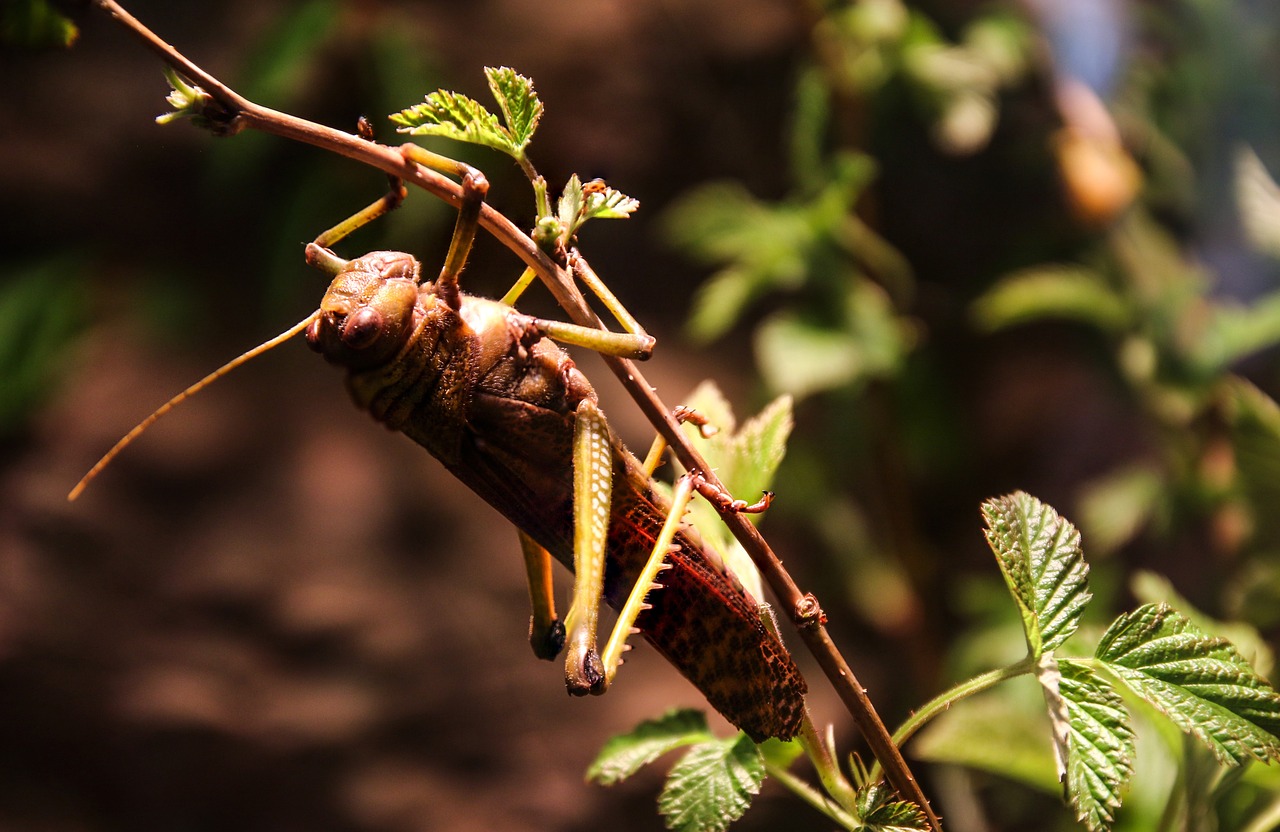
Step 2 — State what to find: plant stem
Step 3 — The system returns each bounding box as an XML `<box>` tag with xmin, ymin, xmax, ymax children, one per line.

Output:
<box><xmin>869</xmin><ymin>655</ymin><xmax>1037</xmax><ymax>783</ymax></box>
<box><xmin>764</xmin><ymin>759</ymin><xmax>859</xmax><ymax>829</ymax></box>
<box><xmin>798</xmin><ymin>711</ymin><xmax>859</xmax><ymax>811</ymax></box>
<box><xmin>91</xmin><ymin>4</ymin><xmax>941</xmax><ymax>827</ymax></box>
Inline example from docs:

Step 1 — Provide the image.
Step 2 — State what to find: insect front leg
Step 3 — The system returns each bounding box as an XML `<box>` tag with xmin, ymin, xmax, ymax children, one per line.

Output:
<box><xmin>400</xmin><ymin>143</ymin><xmax>489</xmax><ymax>311</ymax></box>
<box><xmin>305</xmin><ymin>174</ymin><xmax>408</xmax><ymax>276</ymax></box>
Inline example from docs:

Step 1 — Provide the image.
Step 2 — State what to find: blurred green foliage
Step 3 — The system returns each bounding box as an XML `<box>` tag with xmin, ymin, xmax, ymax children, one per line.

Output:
<box><xmin>665</xmin><ymin>0</ymin><xmax>1280</xmax><ymax>828</ymax></box>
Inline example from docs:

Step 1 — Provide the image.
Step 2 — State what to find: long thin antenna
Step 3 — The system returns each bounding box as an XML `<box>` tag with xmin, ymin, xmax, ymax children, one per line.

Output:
<box><xmin>68</xmin><ymin>312</ymin><xmax>319</xmax><ymax>501</ymax></box>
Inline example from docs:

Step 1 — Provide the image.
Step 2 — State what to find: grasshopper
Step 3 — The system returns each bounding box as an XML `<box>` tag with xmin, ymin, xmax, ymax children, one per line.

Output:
<box><xmin>71</xmin><ymin>143</ymin><xmax>807</xmax><ymax>742</ymax></box>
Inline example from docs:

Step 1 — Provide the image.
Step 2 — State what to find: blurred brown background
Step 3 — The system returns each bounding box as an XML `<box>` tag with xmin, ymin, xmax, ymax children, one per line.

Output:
<box><xmin>5</xmin><ymin>0</ymin><xmax>1280</xmax><ymax>830</ymax></box>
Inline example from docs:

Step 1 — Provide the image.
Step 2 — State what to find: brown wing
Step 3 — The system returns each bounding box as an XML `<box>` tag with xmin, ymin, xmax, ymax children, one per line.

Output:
<box><xmin>444</xmin><ymin>392</ymin><xmax>806</xmax><ymax>740</ymax></box>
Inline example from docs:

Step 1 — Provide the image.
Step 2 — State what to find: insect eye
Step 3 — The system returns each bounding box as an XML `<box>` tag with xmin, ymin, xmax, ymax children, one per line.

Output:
<box><xmin>341</xmin><ymin>307</ymin><xmax>383</xmax><ymax>349</ymax></box>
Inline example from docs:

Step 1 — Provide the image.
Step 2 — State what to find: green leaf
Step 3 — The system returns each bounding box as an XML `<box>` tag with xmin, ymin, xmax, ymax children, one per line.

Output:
<box><xmin>1096</xmin><ymin>603</ymin><xmax>1280</xmax><ymax>765</ymax></box>
<box><xmin>555</xmin><ymin>175</ymin><xmax>639</xmax><ymax>239</ymax></box>
<box><xmin>1077</xmin><ymin>465</ymin><xmax>1165</xmax><ymax>555</ymax></box>
<box><xmin>681</xmin><ymin>381</ymin><xmax>792</xmax><ymax>508</ymax></box>
<box><xmin>392</xmin><ymin>89</ymin><xmax>519</xmax><ymax>158</ymax></box>
<box><xmin>1224</xmin><ymin>377</ymin><xmax>1280</xmax><ymax>545</ymax></box>
<box><xmin>582</xmin><ymin>183</ymin><xmax>640</xmax><ymax>221</ymax></box>
<box><xmin>658</xmin><ymin>733</ymin><xmax>765</xmax><ymax>832</ymax></box>
<box><xmin>1196</xmin><ymin>292</ymin><xmax>1280</xmax><ymax>374</ymax></box>
<box><xmin>664</xmin><ymin>183</ymin><xmax>812</xmax><ymax>342</ymax></box>
<box><xmin>981</xmin><ymin>492</ymin><xmax>1092</xmax><ymax>656</ymax></box>
<box><xmin>1130</xmin><ymin>570</ymin><xmax>1274</xmax><ymax>678</ymax></box>
<box><xmin>756</xmin><ymin>736</ymin><xmax>804</xmax><ymax>770</ymax></box>
<box><xmin>854</xmin><ymin>782</ymin><xmax>930</xmax><ymax>832</ymax></box>
<box><xmin>754</xmin><ymin>277</ymin><xmax>909</xmax><ymax>401</ymax></box>
<box><xmin>587</xmin><ymin>709</ymin><xmax>713</xmax><ymax>786</ymax></box>
<box><xmin>1236</xmin><ymin>145</ymin><xmax>1280</xmax><ymax>260</ymax></box>
<box><xmin>972</xmin><ymin>265</ymin><xmax>1130</xmax><ymax>332</ymax></box>
<box><xmin>0</xmin><ymin>0</ymin><xmax>77</xmax><ymax>48</ymax></box>
<box><xmin>1050</xmin><ymin>659</ymin><xmax>1136</xmax><ymax>832</ymax></box>
<box><xmin>677</xmin><ymin>381</ymin><xmax>792</xmax><ymax>601</ymax></box>
<box><xmin>556</xmin><ymin>173</ymin><xmax>585</xmax><ymax>232</ymax></box>
<box><xmin>912</xmin><ymin>686</ymin><xmax>1059</xmax><ymax>791</ymax></box>
<box><xmin>483</xmin><ymin>66</ymin><xmax>542</xmax><ymax>151</ymax></box>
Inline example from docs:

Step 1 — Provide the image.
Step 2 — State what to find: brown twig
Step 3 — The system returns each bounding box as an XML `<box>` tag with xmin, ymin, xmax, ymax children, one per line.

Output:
<box><xmin>90</xmin><ymin>2</ymin><xmax>940</xmax><ymax>827</ymax></box>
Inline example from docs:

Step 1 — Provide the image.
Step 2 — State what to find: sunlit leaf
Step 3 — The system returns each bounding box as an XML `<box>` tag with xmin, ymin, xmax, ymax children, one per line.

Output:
<box><xmin>393</xmin><ymin>89</ymin><xmax>519</xmax><ymax>158</ymax></box>
<box><xmin>587</xmin><ymin>709</ymin><xmax>713</xmax><ymax>786</ymax></box>
<box><xmin>1050</xmin><ymin>659</ymin><xmax>1135</xmax><ymax>832</ymax></box>
<box><xmin>0</xmin><ymin>0</ymin><xmax>77</xmax><ymax>48</ymax></box>
<box><xmin>981</xmin><ymin>492</ymin><xmax>1092</xmax><ymax>656</ymax></box>
<box><xmin>1096</xmin><ymin>603</ymin><xmax>1280</xmax><ymax>765</ymax></box>
<box><xmin>678</xmin><ymin>381</ymin><xmax>791</xmax><ymax>600</ymax></box>
<box><xmin>973</xmin><ymin>265</ymin><xmax>1130</xmax><ymax>332</ymax></box>
<box><xmin>854</xmin><ymin>781</ymin><xmax>930</xmax><ymax>831</ymax></box>
<box><xmin>658</xmin><ymin>733</ymin><xmax>764</xmax><ymax>832</ymax></box>
<box><xmin>484</xmin><ymin>66</ymin><xmax>542</xmax><ymax>151</ymax></box>
<box><xmin>1235</xmin><ymin>145</ymin><xmax>1280</xmax><ymax>260</ymax></box>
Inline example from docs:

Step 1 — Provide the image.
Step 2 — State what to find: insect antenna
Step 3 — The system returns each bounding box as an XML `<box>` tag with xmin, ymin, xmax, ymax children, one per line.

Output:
<box><xmin>67</xmin><ymin>311</ymin><xmax>319</xmax><ymax>501</ymax></box>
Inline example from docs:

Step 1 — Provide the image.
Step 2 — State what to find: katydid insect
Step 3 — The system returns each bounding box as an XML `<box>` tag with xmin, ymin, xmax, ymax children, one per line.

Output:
<box><xmin>70</xmin><ymin>144</ymin><xmax>807</xmax><ymax>741</ymax></box>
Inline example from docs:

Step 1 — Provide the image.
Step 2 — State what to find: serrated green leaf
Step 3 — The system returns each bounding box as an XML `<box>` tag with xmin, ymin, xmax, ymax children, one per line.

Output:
<box><xmin>681</xmin><ymin>382</ymin><xmax>792</xmax><ymax>505</ymax></box>
<box><xmin>391</xmin><ymin>89</ymin><xmax>519</xmax><ymax>158</ymax></box>
<box><xmin>483</xmin><ymin>66</ymin><xmax>542</xmax><ymax>151</ymax></box>
<box><xmin>557</xmin><ymin>173</ymin><xmax>584</xmax><ymax>231</ymax></box>
<box><xmin>981</xmin><ymin>492</ymin><xmax>1092</xmax><ymax>656</ymax></box>
<box><xmin>587</xmin><ymin>709</ymin><xmax>713</xmax><ymax>786</ymax></box>
<box><xmin>1051</xmin><ymin>659</ymin><xmax>1136</xmax><ymax>832</ymax></box>
<box><xmin>1131</xmin><ymin>570</ymin><xmax>1274</xmax><ymax>678</ymax></box>
<box><xmin>582</xmin><ymin>184</ymin><xmax>640</xmax><ymax>221</ymax></box>
<box><xmin>972</xmin><ymin>265</ymin><xmax>1130</xmax><ymax>332</ymax></box>
<box><xmin>853</xmin><ymin>782</ymin><xmax>930</xmax><ymax>832</ymax></box>
<box><xmin>1096</xmin><ymin>603</ymin><xmax>1280</xmax><ymax>765</ymax></box>
<box><xmin>657</xmin><ymin>734</ymin><xmax>764</xmax><ymax>832</ymax></box>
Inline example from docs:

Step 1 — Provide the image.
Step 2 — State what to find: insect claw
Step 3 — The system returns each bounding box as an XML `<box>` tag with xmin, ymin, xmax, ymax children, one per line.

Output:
<box><xmin>531</xmin><ymin>618</ymin><xmax>566</xmax><ymax>661</ymax></box>
<box><xmin>566</xmin><ymin>649</ymin><xmax>607</xmax><ymax>697</ymax></box>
